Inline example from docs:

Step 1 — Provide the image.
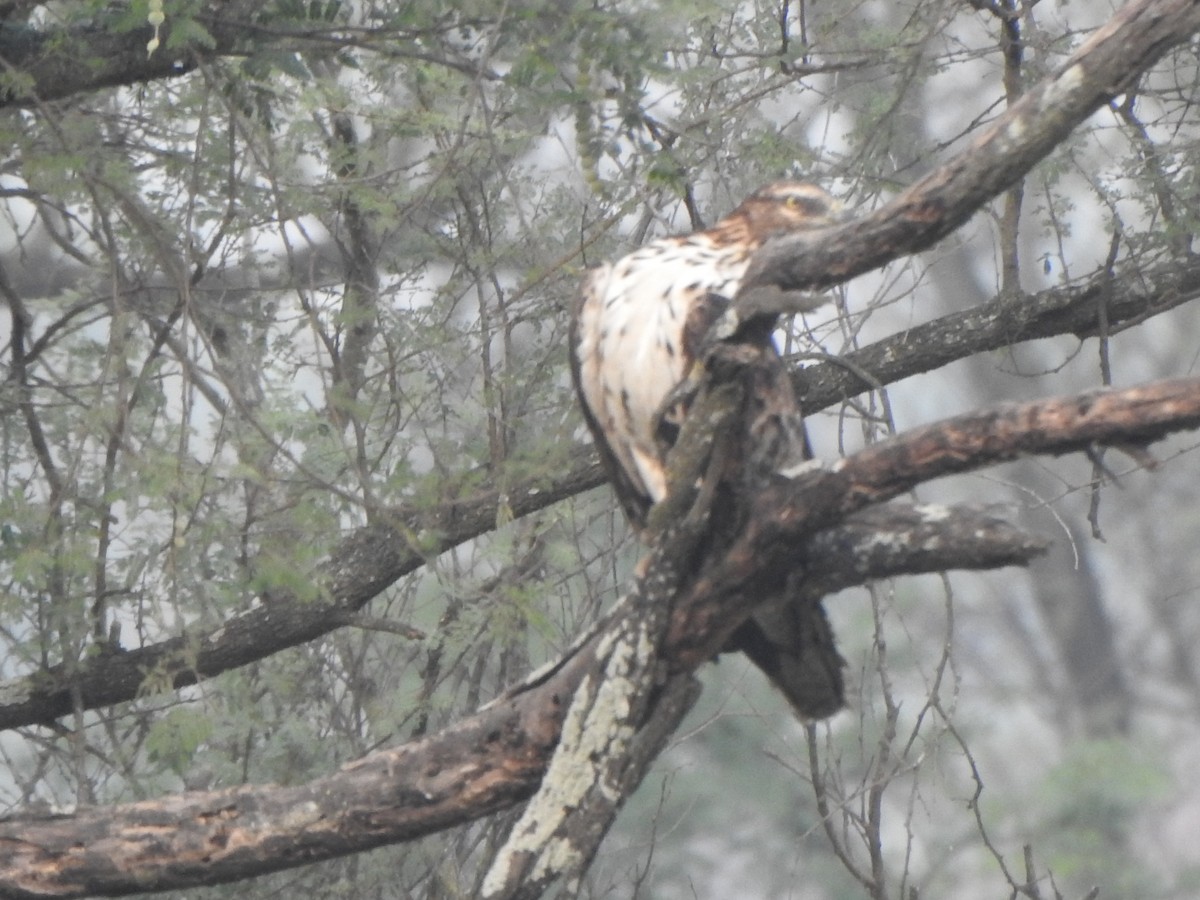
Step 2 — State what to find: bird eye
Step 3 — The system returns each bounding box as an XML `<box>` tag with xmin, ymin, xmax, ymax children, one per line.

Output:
<box><xmin>784</xmin><ymin>194</ymin><xmax>829</xmax><ymax>216</ymax></box>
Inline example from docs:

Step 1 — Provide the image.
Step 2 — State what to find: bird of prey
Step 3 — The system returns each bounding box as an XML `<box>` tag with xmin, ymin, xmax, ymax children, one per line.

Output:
<box><xmin>570</xmin><ymin>181</ymin><xmax>846</xmax><ymax>719</ymax></box>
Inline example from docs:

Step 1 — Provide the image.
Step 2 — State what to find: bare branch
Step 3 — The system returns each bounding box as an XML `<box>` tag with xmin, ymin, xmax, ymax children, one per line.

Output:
<box><xmin>734</xmin><ymin>0</ymin><xmax>1200</xmax><ymax>312</ymax></box>
<box><xmin>798</xmin><ymin>256</ymin><xmax>1200</xmax><ymax>413</ymax></box>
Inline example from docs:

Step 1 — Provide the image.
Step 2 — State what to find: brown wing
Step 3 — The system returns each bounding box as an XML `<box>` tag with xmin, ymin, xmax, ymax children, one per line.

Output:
<box><xmin>570</xmin><ymin>360</ymin><xmax>656</xmax><ymax>530</ymax></box>
<box><xmin>652</xmin><ymin>290</ymin><xmax>732</xmax><ymax>456</ymax></box>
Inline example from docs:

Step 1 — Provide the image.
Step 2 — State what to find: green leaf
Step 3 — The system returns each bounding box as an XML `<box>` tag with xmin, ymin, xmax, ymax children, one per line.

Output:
<box><xmin>166</xmin><ymin>17</ymin><xmax>217</xmax><ymax>51</ymax></box>
<box><xmin>146</xmin><ymin>708</ymin><xmax>214</xmax><ymax>777</ymax></box>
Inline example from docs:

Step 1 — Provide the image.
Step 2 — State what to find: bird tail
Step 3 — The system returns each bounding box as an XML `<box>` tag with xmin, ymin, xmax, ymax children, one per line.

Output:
<box><xmin>726</xmin><ymin>594</ymin><xmax>845</xmax><ymax>720</ymax></box>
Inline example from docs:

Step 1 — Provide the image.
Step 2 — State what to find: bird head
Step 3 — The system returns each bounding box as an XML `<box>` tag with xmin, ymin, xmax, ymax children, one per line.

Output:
<box><xmin>728</xmin><ymin>181</ymin><xmax>844</xmax><ymax>243</ymax></box>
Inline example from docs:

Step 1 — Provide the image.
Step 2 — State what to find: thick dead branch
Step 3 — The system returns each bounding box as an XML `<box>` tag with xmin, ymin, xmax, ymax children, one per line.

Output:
<box><xmin>480</xmin><ymin>502</ymin><xmax>1045</xmax><ymax>899</ymax></box>
<box><xmin>482</xmin><ymin>672</ymin><xmax>700</xmax><ymax>900</ymax></box>
<box><xmin>733</xmin><ymin>0</ymin><xmax>1200</xmax><ymax>311</ymax></box>
<box><xmin>802</xmin><ymin>502</ymin><xmax>1047</xmax><ymax>583</ymax></box>
<box><xmin>480</xmin><ymin>605</ymin><xmax>696</xmax><ymax>900</ymax></box>
<box><xmin>0</xmin><ymin>508</ymin><xmax>1042</xmax><ymax>898</ymax></box>
<box><xmin>0</xmin><ymin>0</ymin><xmax>275</xmax><ymax>106</ymax></box>
<box><xmin>0</xmin><ymin>2</ymin><xmax>491</xmax><ymax>107</ymax></box>
<box><xmin>481</xmin><ymin>486</ymin><xmax>722</xmax><ymax>900</ymax></box>
<box><xmin>0</xmin><ymin>647</ymin><xmax>593</xmax><ymax>900</ymax></box>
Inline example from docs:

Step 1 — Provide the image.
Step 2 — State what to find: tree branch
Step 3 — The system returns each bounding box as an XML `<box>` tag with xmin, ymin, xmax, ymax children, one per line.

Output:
<box><xmin>480</xmin><ymin>502</ymin><xmax>1047</xmax><ymax>899</ymax></box>
<box><xmin>0</xmin><ymin>4</ymin><xmax>491</xmax><ymax>107</ymax></box>
<box><xmin>0</xmin><ymin>4</ymin><xmax>281</xmax><ymax>108</ymax></box>
<box><xmin>796</xmin><ymin>256</ymin><xmax>1200</xmax><ymax>413</ymax></box>
<box><xmin>733</xmin><ymin>0</ymin><xmax>1200</xmax><ymax>312</ymax></box>
<box><xmin>668</xmin><ymin>377</ymin><xmax>1200</xmax><ymax>669</ymax></box>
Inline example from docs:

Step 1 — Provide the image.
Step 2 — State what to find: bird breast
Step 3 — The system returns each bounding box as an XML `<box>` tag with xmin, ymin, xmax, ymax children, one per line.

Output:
<box><xmin>575</xmin><ymin>235</ymin><xmax>752</xmax><ymax>502</ymax></box>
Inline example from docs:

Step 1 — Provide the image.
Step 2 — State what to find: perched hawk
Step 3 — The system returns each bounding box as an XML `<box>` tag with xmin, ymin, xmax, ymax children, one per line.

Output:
<box><xmin>570</xmin><ymin>181</ymin><xmax>846</xmax><ymax>719</ymax></box>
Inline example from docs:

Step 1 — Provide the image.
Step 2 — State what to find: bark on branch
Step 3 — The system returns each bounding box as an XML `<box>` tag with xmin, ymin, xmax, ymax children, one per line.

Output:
<box><xmin>0</xmin><ymin>2</ymin><xmax>493</xmax><ymax>107</ymax></box>
<box><xmin>1</xmin><ymin>377</ymin><xmax>1194</xmax><ymax>898</ymax></box>
<box><xmin>669</xmin><ymin>377</ymin><xmax>1200</xmax><ymax>670</ymax></box>
<box><xmin>796</xmin><ymin>256</ymin><xmax>1200</xmax><ymax>413</ymax></box>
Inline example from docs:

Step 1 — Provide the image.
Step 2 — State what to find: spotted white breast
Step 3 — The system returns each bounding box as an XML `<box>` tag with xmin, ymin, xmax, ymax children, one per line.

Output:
<box><xmin>573</xmin><ymin>234</ymin><xmax>750</xmax><ymax>505</ymax></box>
